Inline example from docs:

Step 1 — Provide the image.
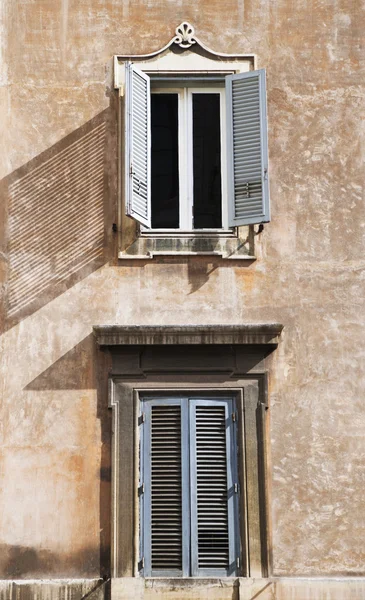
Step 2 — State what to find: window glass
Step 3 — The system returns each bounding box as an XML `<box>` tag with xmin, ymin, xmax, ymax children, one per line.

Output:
<box><xmin>193</xmin><ymin>93</ymin><xmax>222</xmax><ymax>229</ymax></box>
<box><xmin>151</xmin><ymin>94</ymin><xmax>180</xmax><ymax>228</ymax></box>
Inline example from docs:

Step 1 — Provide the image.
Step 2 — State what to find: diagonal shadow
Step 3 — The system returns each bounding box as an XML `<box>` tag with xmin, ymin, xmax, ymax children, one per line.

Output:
<box><xmin>24</xmin><ymin>334</ymin><xmax>112</xmax><ymax>579</ymax></box>
<box><xmin>0</xmin><ymin>105</ymin><xmax>116</xmax><ymax>336</ymax></box>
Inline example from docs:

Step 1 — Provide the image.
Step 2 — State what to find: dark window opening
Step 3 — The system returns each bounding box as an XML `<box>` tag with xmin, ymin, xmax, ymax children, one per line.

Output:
<box><xmin>151</xmin><ymin>94</ymin><xmax>180</xmax><ymax>228</ymax></box>
<box><xmin>193</xmin><ymin>94</ymin><xmax>222</xmax><ymax>229</ymax></box>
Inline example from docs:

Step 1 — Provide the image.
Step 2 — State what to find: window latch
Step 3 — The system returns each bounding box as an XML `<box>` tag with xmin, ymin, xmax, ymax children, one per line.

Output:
<box><xmin>242</xmin><ymin>182</ymin><xmax>250</xmax><ymax>198</ymax></box>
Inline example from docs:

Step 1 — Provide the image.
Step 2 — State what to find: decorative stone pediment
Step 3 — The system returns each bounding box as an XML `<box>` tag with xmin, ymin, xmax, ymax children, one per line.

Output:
<box><xmin>116</xmin><ymin>21</ymin><xmax>252</xmax><ymax>60</ymax></box>
<box><xmin>113</xmin><ymin>22</ymin><xmax>255</xmax><ymax>89</ymax></box>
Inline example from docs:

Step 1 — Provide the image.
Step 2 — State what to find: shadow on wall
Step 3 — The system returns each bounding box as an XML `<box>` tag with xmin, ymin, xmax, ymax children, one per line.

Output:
<box><xmin>0</xmin><ymin>544</ymin><xmax>106</xmax><ymax>580</ymax></box>
<box><xmin>2</xmin><ymin>335</ymin><xmax>112</xmax><ymax>580</ymax></box>
<box><xmin>0</xmin><ymin>105</ymin><xmax>117</xmax><ymax>335</ymax></box>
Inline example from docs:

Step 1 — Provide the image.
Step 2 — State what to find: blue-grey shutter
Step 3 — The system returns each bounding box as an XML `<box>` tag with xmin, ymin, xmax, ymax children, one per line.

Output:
<box><xmin>141</xmin><ymin>399</ymin><xmax>189</xmax><ymax>577</ymax></box>
<box><xmin>226</xmin><ymin>69</ymin><xmax>270</xmax><ymax>226</ymax></box>
<box><xmin>189</xmin><ymin>399</ymin><xmax>239</xmax><ymax>577</ymax></box>
<box><xmin>125</xmin><ymin>62</ymin><xmax>151</xmax><ymax>228</ymax></box>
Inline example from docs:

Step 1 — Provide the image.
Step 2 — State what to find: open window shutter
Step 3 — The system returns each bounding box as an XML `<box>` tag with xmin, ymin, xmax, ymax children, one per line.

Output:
<box><xmin>125</xmin><ymin>62</ymin><xmax>151</xmax><ymax>228</ymax></box>
<box><xmin>190</xmin><ymin>399</ymin><xmax>238</xmax><ymax>577</ymax></box>
<box><xmin>226</xmin><ymin>69</ymin><xmax>270</xmax><ymax>226</ymax></box>
<box><xmin>142</xmin><ymin>399</ymin><xmax>189</xmax><ymax>577</ymax></box>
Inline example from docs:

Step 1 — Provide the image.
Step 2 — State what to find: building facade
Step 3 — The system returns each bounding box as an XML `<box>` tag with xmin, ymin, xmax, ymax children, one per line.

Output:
<box><xmin>0</xmin><ymin>1</ymin><xmax>364</xmax><ymax>599</ymax></box>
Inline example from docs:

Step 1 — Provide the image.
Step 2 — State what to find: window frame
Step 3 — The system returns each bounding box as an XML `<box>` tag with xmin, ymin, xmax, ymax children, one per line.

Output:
<box><xmin>95</xmin><ymin>323</ymin><xmax>284</xmax><ymax>581</ymax></box>
<box><xmin>148</xmin><ymin>84</ymin><xmax>228</xmax><ymax>232</ymax></box>
<box><xmin>139</xmin><ymin>395</ymin><xmax>240</xmax><ymax>578</ymax></box>
<box><xmin>115</xmin><ymin>28</ymin><xmax>268</xmax><ymax>258</ymax></box>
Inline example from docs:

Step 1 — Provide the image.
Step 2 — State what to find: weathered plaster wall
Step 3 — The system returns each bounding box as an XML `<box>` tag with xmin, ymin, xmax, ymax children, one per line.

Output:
<box><xmin>0</xmin><ymin>0</ymin><xmax>364</xmax><ymax>583</ymax></box>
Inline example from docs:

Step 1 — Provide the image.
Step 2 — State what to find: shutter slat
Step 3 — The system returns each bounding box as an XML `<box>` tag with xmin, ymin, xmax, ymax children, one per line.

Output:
<box><xmin>125</xmin><ymin>63</ymin><xmax>151</xmax><ymax>227</ymax></box>
<box><xmin>226</xmin><ymin>69</ymin><xmax>270</xmax><ymax>226</ymax></box>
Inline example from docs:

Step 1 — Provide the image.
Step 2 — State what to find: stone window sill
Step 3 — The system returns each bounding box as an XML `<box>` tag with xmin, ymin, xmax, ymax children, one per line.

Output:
<box><xmin>118</xmin><ymin>228</ymin><xmax>255</xmax><ymax>260</ymax></box>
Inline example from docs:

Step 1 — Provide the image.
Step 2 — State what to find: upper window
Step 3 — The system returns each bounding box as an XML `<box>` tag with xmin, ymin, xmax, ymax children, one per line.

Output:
<box><xmin>150</xmin><ymin>85</ymin><xmax>226</xmax><ymax>230</ymax></box>
<box><xmin>125</xmin><ymin>64</ymin><xmax>270</xmax><ymax>232</ymax></box>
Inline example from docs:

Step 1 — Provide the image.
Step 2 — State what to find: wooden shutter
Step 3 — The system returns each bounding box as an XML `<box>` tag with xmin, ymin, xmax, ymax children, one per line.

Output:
<box><xmin>190</xmin><ymin>399</ymin><xmax>239</xmax><ymax>576</ymax></box>
<box><xmin>226</xmin><ymin>69</ymin><xmax>270</xmax><ymax>226</ymax></box>
<box><xmin>142</xmin><ymin>399</ymin><xmax>189</xmax><ymax>576</ymax></box>
<box><xmin>125</xmin><ymin>62</ymin><xmax>151</xmax><ymax>228</ymax></box>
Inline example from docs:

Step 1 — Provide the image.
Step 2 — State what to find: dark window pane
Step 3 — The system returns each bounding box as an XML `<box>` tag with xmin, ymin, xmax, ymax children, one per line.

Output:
<box><xmin>193</xmin><ymin>94</ymin><xmax>222</xmax><ymax>229</ymax></box>
<box><xmin>151</xmin><ymin>94</ymin><xmax>179</xmax><ymax>228</ymax></box>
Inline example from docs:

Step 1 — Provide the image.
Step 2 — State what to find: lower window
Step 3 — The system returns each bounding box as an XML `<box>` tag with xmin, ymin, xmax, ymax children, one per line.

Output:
<box><xmin>139</xmin><ymin>396</ymin><xmax>240</xmax><ymax>577</ymax></box>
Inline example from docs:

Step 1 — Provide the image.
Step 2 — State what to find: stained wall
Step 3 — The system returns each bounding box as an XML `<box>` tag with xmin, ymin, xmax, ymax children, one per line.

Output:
<box><xmin>0</xmin><ymin>0</ymin><xmax>365</xmax><ymax>581</ymax></box>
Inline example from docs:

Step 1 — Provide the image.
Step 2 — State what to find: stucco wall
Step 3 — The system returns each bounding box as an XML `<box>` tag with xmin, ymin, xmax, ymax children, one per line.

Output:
<box><xmin>0</xmin><ymin>0</ymin><xmax>364</xmax><ymax>582</ymax></box>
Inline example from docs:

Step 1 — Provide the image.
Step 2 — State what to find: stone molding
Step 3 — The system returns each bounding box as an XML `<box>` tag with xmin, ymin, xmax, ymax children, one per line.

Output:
<box><xmin>93</xmin><ymin>324</ymin><xmax>283</xmax><ymax>347</ymax></box>
<box><xmin>114</xmin><ymin>21</ymin><xmax>255</xmax><ymax>64</ymax></box>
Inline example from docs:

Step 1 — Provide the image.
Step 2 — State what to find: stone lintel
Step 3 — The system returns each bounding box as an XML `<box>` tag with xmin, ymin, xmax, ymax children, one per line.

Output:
<box><xmin>93</xmin><ymin>324</ymin><xmax>283</xmax><ymax>346</ymax></box>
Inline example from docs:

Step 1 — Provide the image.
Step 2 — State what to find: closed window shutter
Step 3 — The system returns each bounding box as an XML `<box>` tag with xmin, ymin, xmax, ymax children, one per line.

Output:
<box><xmin>190</xmin><ymin>399</ymin><xmax>238</xmax><ymax>576</ymax></box>
<box><xmin>226</xmin><ymin>69</ymin><xmax>270</xmax><ymax>227</ymax></box>
<box><xmin>142</xmin><ymin>399</ymin><xmax>189</xmax><ymax>576</ymax></box>
<box><xmin>141</xmin><ymin>397</ymin><xmax>238</xmax><ymax>577</ymax></box>
<box><xmin>125</xmin><ymin>62</ymin><xmax>151</xmax><ymax>228</ymax></box>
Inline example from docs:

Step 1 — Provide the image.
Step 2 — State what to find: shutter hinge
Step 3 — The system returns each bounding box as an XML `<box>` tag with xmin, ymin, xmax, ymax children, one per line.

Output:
<box><xmin>232</xmin><ymin>411</ymin><xmax>237</xmax><ymax>422</ymax></box>
<box><xmin>138</xmin><ymin>483</ymin><xmax>145</xmax><ymax>496</ymax></box>
<box><xmin>138</xmin><ymin>412</ymin><xmax>146</xmax><ymax>425</ymax></box>
<box><xmin>138</xmin><ymin>557</ymin><xmax>144</xmax><ymax>571</ymax></box>
<box><xmin>234</xmin><ymin>483</ymin><xmax>239</xmax><ymax>493</ymax></box>
<box><xmin>236</xmin><ymin>557</ymin><xmax>240</xmax><ymax>569</ymax></box>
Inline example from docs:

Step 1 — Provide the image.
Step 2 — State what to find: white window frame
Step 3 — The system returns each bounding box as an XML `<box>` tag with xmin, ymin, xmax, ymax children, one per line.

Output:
<box><xmin>148</xmin><ymin>85</ymin><xmax>229</xmax><ymax>233</ymax></box>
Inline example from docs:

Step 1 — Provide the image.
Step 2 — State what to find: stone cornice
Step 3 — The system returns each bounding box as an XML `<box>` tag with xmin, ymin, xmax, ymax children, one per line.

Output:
<box><xmin>93</xmin><ymin>324</ymin><xmax>283</xmax><ymax>346</ymax></box>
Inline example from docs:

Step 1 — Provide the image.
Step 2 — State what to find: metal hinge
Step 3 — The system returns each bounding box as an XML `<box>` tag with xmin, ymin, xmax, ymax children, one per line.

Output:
<box><xmin>138</xmin><ymin>483</ymin><xmax>145</xmax><ymax>496</ymax></box>
<box><xmin>236</xmin><ymin>557</ymin><xmax>240</xmax><ymax>569</ymax></box>
<box><xmin>234</xmin><ymin>483</ymin><xmax>239</xmax><ymax>493</ymax></box>
<box><xmin>232</xmin><ymin>412</ymin><xmax>237</xmax><ymax>422</ymax></box>
<box><xmin>138</xmin><ymin>412</ymin><xmax>146</xmax><ymax>425</ymax></box>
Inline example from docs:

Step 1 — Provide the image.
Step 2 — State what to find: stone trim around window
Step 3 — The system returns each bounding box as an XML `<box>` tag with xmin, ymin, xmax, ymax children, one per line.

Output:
<box><xmin>114</xmin><ymin>23</ymin><xmax>259</xmax><ymax>260</ymax></box>
<box><xmin>94</xmin><ymin>324</ymin><xmax>283</xmax><ymax>582</ymax></box>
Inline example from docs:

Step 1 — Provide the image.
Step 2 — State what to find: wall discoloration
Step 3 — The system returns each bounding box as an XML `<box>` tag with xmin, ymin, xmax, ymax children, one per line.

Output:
<box><xmin>0</xmin><ymin>0</ymin><xmax>365</xmax><ymax>584</ymax></box>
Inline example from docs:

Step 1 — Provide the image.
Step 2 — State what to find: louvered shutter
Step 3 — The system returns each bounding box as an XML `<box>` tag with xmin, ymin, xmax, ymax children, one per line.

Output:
<box><xmin>125</xmin><ymin>62</ymin><xmax>151</xmax><ymax>228</ymax></box>
<box><xmin>226</xmin><ymin>69</ymin><xmax>270</xmax><ymax>226</ymax></box>
<box><xmin>190</xmin><ymin>399</ymin><xmax>239</xmax><ymax>577</ymax></box>
<box><xmin>142</xmin><ymin>399</ymin><xmax>189</xmax><ymax>576</ymax></box>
